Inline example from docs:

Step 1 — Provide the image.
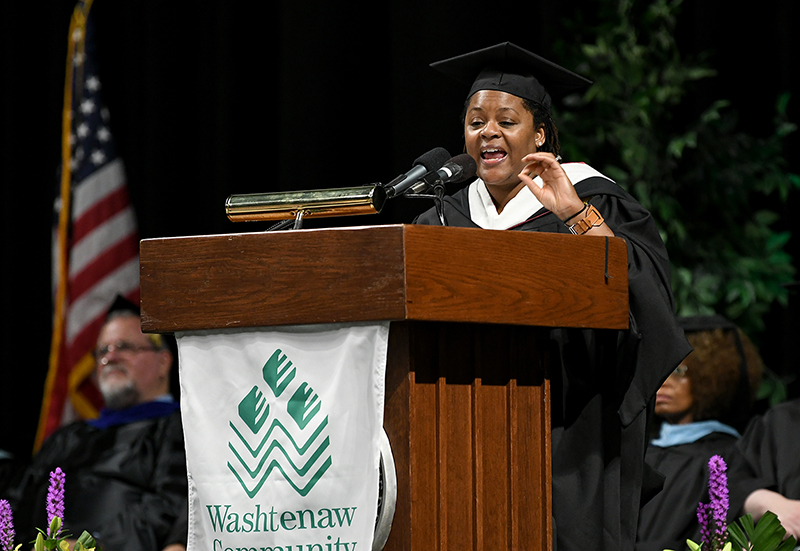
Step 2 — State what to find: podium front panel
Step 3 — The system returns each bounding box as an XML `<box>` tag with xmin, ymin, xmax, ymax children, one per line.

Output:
<box><xmin>384</xmin><ymin>321</ymin><xmax>551</xmax><ymax>551</ymax></box>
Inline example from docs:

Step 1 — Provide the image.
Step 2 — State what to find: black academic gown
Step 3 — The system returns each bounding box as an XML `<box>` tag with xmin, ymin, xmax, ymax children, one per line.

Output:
<box><xmin>728</xmin><ymin>398</ymin><xmax>800</xmax><ymax>514</ymax></box>
<box><xmin>8</xmin><ymin>409</ymin><xmax>187</xmax><ymax>551</ymax></box>
<box><xmin>0</xmin><ymin>452</ymin><xmax>22</xmax><ymax>497</ymax></box>
<box><xmin>636</xmin><ymin>432</ymin><xmax>739</xmax><ymax>551</ymax></box>
<box><xmin>415</xmin><ymin>173</ymin><xmax>692</xmax><ymax>551</ymax></box>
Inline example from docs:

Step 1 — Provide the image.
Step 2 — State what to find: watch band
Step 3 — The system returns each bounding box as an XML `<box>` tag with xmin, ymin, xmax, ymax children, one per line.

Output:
<box><xmin>563</xmin><ymin>203</ymin><xmax>588</xmax><ymax>224</ymax></box>
<box><xmin>566</xmin><ymin>204</ymin><xmax>604</xmax><ymax>235</ymax></box>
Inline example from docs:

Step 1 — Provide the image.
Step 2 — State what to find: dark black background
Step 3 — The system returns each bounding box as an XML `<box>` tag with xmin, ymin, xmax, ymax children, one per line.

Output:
<box><xmin>2</xmin><ymin>0</ymin><xmax>798</xmax><ymax>458</ymax></box>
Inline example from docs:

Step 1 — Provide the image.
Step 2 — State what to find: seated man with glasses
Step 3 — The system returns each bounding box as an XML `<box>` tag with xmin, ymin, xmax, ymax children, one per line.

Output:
<box><xmin>5</xmin><ymin>297</ymin><xmax>188</xmax><ymax>551</ymax></box>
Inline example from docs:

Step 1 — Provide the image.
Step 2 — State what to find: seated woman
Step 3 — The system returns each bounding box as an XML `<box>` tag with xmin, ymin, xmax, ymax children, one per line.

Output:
<box><xmin>636</xmin><ymin>315</ymin><xmax>763</xmax><ymax>551</ymax></box>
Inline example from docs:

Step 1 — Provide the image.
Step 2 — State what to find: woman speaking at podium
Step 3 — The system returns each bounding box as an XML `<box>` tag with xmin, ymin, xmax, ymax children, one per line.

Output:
<box><xmin>414</xmin><ymin>42</ymin><xmax>691</xmax><ymax>551</ymax></box>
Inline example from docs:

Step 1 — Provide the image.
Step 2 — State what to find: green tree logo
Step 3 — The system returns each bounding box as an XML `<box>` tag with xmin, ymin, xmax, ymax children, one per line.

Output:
<box><xmin>228</xmin><ymin>349</ymin><xmax>332</xmax><ymax>498</ymax></box>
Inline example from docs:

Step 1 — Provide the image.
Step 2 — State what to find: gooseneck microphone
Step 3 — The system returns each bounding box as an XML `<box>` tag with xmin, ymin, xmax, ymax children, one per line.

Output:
<box><xmin>385</xmin><ymin>147</ymin><xmax>451</xmax><ymax>198</ymax></box>
<box><xmin>408</xmin><ymin>153</ymin><xmax>477</xmax><ymax>194</ymax></box>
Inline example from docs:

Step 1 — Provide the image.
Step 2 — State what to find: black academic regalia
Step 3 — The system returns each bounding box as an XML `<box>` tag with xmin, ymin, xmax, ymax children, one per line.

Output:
<box><xmin>415</xmin><ymin>173</ymin><xmax>692</xmax><ymax>551</ymax></box>
<box><xmin>728</xmin><ymin>398</ymin><xmax>800</xmax><ymax>514</ymax></box>
<box><xmin>7</xmin><ymin>409</ymin><xmax>187</xmax><ymax>551</ymax></box>
<box><xmin>636</xmin><ymin>432</ymin><xmax>739</xmax><ymax>551</ymax></box>
<box><xmin>0</xmin><ymin>453</ymin><xmax>22</xmax><ymax>497</ymax></box>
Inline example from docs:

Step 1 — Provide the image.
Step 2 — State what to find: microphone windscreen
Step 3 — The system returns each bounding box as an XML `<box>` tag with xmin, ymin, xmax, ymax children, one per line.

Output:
<box><xmin>414</xmin><ymin>147</ymin><xmax>451</xmax><ymax>171</ymax></box>
<box><xmin>449</xmin><ymin>153</ymin><xmax>477</xmax><ymax>182</ymax></box>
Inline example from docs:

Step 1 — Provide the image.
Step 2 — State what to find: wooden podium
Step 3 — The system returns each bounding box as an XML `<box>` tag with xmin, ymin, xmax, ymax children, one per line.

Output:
<box><xmin>139</xmin><ymin>224</ymin><xmax>628</xmax><ymax>551</ymax></box>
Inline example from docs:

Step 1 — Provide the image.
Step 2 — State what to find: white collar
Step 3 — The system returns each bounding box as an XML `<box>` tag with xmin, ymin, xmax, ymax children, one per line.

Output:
<box><xmin>466</xmin><ymin>162</ymin><xmax>611</xmax><ymax>230</ymax></box>
<box><xmin>468</xmin><ymin>180</ymin><xmax>542</xmax><ymax>230</ymax></box>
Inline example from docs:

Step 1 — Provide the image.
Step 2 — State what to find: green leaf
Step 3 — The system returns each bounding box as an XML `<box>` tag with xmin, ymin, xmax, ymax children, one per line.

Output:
<box><xmin>729</xmin><ymin>510</ymin><xmax>799</xmax><ymax>551</ymax></box>
<box><xmin>751</xmin><ymin>511</ymin><xmax>786</xmax><ymax>549</ymax></box>
<box><xmin>49</xmin><ymin>516</ymin><xmax>61</xmax><ymax>538</ymax></box>
<box><xmin>728</xmin><ymin>514</ymin><xmax>753</xmax><ymax>550</ymax></box>
<box><xmin>76</xmin><ymin>530</ymin><xmax>98</xmax><ymax>551</ymax></box>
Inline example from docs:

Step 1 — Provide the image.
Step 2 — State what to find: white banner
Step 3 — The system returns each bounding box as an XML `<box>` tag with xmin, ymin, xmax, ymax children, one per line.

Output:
<box><xmin>177</xmin><ymin>322</ymin><xmax>390</xmax><ymax>551</ymax></box>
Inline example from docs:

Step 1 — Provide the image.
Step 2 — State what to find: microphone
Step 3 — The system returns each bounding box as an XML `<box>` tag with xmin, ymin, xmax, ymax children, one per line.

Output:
<box><xmin>385</xmin><ymin>147</ymin><xmax>451</xmax><ymax>198</ymax></box>
<box><xmin>407</xmin><ymin>153</ymin><xmax>477</xmax><ymax>194</ymax></box>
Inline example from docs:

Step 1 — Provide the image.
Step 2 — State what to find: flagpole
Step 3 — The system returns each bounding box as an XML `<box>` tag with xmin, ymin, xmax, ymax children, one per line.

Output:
<box><xmin>35</xmin><ymin>0</ymin><xmax>95</xmax><ymax>453</ymax></box>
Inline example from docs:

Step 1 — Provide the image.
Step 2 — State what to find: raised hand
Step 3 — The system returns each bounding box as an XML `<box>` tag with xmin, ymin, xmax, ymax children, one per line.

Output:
<box><xmin>518</xmin><ymin>152</ymin><xmax>584</xmax><ymax>221</ymax></box>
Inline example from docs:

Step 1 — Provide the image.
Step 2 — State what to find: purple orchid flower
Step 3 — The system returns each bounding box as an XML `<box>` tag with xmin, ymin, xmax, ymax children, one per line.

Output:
<box><xmin>697</xmin><ymin>455</ymin><xmax>730</xmax><ymax>551</ymax></box>
<box><xmin>0</xmin><ymin>499</ymin><xmax>15</xmax><ymax>551</ymax></box>
<box><xmin>46</xmin><ymin>468</ymin><xmax>65</xmax><ymax>537</ymax></box>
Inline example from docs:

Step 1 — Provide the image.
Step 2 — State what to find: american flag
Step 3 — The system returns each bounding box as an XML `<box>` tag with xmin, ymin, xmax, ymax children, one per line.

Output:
<box><xmin>36</xmin><ymin>0</ymin><xmax>140</xmax><ymax>449</ymax></box>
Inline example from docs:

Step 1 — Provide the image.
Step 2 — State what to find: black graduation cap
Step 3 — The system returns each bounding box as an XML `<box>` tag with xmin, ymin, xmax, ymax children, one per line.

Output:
<box><xmin>678</xmin><ymin>314</ymin><xmax>737</xmax><ymax>334</ymax></box>
<box><xmin>430</xmin><ymin>42</ymin><xmax>592</xmax><ymax>110</ymax></box>
<box><xmin>106</xmin><ymin>294</ymin><xmax>140</xmax><ymax>318</ymax></box>
<box><xmin>104</xmin><ymin>294</ymin><xmax>167</xmax><ymax>349</ymax></box>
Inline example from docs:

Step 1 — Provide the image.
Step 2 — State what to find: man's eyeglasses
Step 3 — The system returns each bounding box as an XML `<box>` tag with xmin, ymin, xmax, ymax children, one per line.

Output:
<box><xmin>95</xmin><ymin>341</ymin><xmax>159</xmax><ymax>361</ymax></box>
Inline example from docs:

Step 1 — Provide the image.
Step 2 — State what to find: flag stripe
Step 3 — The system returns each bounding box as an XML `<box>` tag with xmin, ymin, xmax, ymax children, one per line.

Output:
<box><xmin>69</xmin><ymin>207</ymin><xmax>137</xmax><ymax>277</ymax></box>
<box><xmin>66</xmin><ymin>257</ymin><xmax>140</xmax><ymax>343</ymax></box>
<box><xmin>71</xmin><ymin>158</ymin><xmax>126</xmax><ymax>220</ymax></box>
<box><xmin>63</xmin><ymin>315</ymin><xmax>105</xmax><ymax>371</ymax></box>
<box><xmin>41</xmin><ymin>339</ymin><xmax>71</xmax><ymax>439</ymax></box>
<box><xmin>72</xmin><ymin>366</ymin><xmax>105</xmax><ymax>418</ymax></box>
<box><xmin>68</xmin><ymin>232</ymin><xmax>139</xmax><ymax>301</ymax></box>
<box><xmin>72</xmin><ymin>186</ymin><xmax>132</xmax><ymax>245</ymax></box>
<box><xmin>72</xmin><ymin>179</ymin><xmax>131</xmax><ymax>243</ymax></box>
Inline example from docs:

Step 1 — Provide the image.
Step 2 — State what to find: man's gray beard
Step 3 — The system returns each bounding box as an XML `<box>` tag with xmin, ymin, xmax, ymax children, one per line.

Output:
<box><xmin>99</xmin><ymin>378</ymin><xmax>141</xmax><ymax>410</ymax></box>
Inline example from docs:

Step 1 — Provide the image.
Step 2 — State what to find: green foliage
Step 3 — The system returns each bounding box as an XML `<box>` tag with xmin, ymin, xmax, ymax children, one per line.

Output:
<box><xmin>675</xmin><ymin>540</ymin><xmax>731</xmax><ymax>551</ymax></box>
<box><xmin>727</xmin><ymin>512</ymin><xmax>797</xmax><ymax>551</ymax></box>
<box><xmin>33</xmin><ymin>517</ymin><xmax>98</xmax><ymax>551</ymax></box>
<box><xmin>553</xmin><ymin>0</ymin><xmax>798</xmax><ymax>337</ymax></box>
<box><xmin>677</xmin><ymin>513</ymin><xmax>796</xmax><ymax>551</ymax></box>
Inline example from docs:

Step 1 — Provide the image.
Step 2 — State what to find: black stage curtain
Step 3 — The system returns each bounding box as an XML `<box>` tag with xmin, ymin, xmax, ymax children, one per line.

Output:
<box><xmin>2</xmin><ymin>0</ymin><xmax>798</xmax><ymax>458</ymax></box>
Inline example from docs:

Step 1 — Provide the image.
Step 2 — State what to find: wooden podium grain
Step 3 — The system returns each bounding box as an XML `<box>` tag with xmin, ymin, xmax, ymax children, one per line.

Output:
<box><xmin>139</xmin><ymin>224</ymin><xmax>629</xmax><ymax>551</ymax></box>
